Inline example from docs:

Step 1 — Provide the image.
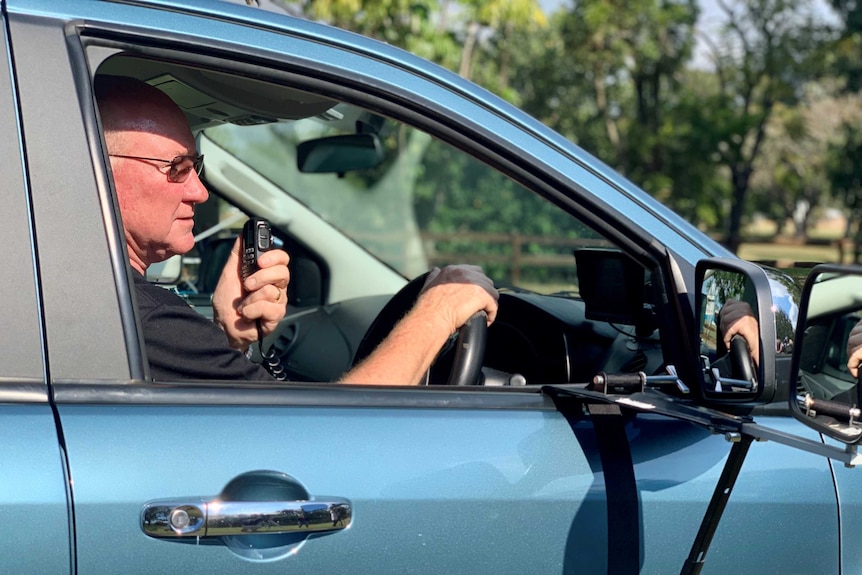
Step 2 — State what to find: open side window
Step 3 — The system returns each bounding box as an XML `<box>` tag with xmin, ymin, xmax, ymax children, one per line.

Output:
<box><xmin>87</xmin><ymin>45</ymin><xmax>679</xmax><ymax>387</ymax></box>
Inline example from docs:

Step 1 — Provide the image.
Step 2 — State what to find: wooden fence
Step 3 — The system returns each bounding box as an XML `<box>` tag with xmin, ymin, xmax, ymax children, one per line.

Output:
<box><xmin>421</xmin><ymin>231</ymin><xmax>611</xmax><ymax>284</ymax></box>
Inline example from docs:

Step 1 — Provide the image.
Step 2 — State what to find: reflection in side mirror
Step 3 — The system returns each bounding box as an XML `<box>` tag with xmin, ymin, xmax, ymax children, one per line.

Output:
<box><xmin>699</xmin><ymin>271</ymin><xmax>759</xmax><ymax>393</ymax></box>
<box><xmin>790</xmin><ymin>264</ymin><xmax>862</xmax><ymax>444</ymax></box>
<box><xmin>695</xmin><ymin>258</ymin><xmax>777</xmax><ymax>402</ymax></box>
<box><xmin>297</xmin><ymin>134</ymin><xmax>384</xmax><ymax>174</ymax></box>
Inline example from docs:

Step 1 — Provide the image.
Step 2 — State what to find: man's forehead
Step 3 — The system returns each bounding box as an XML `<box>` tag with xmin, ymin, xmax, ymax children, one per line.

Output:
<box><xmin>117</xmin><ymin>117</ymin><xmax>162</xmax><ymax>134</ymax></box>
<box><xmin>109</xmin><ymin>113</ymin><xmax>196</xmax><ymax>153</ymax></box>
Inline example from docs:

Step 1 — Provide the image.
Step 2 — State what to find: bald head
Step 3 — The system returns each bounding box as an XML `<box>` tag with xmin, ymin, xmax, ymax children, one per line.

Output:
<box><xmin>95</xmin><ymin>75</ymin><xmax>192</xmax><ymax>149</ymax></box>
<box><xmin>95</xmin><ymin>74</ymin><xmax>207</xmax><ymax>273</ymax></box>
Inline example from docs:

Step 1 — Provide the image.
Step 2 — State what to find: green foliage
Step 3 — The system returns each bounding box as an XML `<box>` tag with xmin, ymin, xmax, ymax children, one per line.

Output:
<box><xmin>271</xmin><ymin>0</ymin><xmax>850</xmax><ymax>250</ymax></box>
<box><xmin>829</xmin><ymin>0</ymin><xmax>862</xmax><ymax>91</ymax></box>
<box><xmin>828</xmin><ymin>123</ymin><xmax>862</xmax><ymax>212</ymax></box>
<box><xmin>412</xmin><ymin>138</ymin><xmax>593</xmax><ymax>284</ymax></box>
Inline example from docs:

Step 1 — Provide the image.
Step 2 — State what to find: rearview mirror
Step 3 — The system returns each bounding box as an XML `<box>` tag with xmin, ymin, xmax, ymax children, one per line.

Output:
<box><xmin>695</xmin><ymin>258</ymin><xmax>777</xmax><ymax>402</ymax></box>
<box><xmin>790</xmin><ymin>264</ymin><xmax>862</xmax><ymax>444</ymax></box>
<box><xmin>297</xmin><ymin>133</ymin><xmax>384</xmax><ymax>174</ymax></box>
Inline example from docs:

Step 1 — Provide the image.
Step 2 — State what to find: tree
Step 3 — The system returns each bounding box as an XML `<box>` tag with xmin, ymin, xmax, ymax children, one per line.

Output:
<box><xmin>543</xmin><ymin>0</ymin><xmax>698</xmax><ymax>175</ymax></box>
<box><xmin>457</xmin><ymin>0</ymin><xmax>547</xmax><ymax>97</ymax></box>
<box><xmin>696</xmin><ymin>0</ymin><xmax>831</xmax><ymax>253</ymax></box>
<box><xmin>827</xmin><ymin>123</ymin><xmax>862</xmax><ymax>261</ymax></box>
<box><xmin>510</xmin><ymin>0</ymin><xmax>733</xmax><ymax>225</ymax></box>
<box><xmin>826</xmin><ymin>0</ymin><xmax>862</xmax><ymax>261</ymax></box>
<box><xmin>828</xmin><ymin>0</ymin><xmax>862</xmax><ymax>91</ymax></box>
<box><xmin>750</xmin><ymin>86</ymin><xmax>861</xmax><ymax>240</ymax></box>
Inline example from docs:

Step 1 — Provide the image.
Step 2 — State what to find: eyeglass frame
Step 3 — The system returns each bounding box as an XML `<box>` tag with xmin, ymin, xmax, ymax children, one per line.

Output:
<box><xmin>108</xmin><ymin>153</ymin><xmax>204</xmax><ymax>182</ymax></box>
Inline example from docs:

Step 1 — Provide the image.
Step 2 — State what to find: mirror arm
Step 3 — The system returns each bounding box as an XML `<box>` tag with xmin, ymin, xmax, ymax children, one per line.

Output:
<box><xmin>741</xmin><ymin>422</ymin><xmax>862</xmax><ymax>468</ymax></box>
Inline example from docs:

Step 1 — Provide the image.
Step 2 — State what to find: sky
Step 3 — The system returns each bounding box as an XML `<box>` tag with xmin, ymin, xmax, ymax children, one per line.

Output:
<box><xmin>693</xmin><ymin>0</ymin><xmax>840</xmax><ymax>68</ymax></box>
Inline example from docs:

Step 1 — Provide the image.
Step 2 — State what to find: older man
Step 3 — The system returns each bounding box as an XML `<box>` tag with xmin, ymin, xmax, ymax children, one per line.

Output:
<box><xmin>96</xmin><ymin>75</ymin><xmax>498</xmax><ymax>384</ymax></box>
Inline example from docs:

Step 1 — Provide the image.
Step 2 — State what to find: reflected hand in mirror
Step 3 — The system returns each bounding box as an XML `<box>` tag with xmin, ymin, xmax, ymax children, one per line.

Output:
<box><xmin>847</xmin><ymin>319</ymin><xmax>862</xmax><ymax>379</ymax></box>
<box><xmin>719</xmin><ymin>299</ymin><xmax>760</xmax><ymax>367</ymax></box>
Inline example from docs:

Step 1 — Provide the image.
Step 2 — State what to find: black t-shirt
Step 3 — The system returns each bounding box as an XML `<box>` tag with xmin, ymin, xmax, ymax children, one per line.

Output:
<box><xmin>133</xmin><ymin>270</ymin><xmax>274</xmax><ymax>381</ymax></box>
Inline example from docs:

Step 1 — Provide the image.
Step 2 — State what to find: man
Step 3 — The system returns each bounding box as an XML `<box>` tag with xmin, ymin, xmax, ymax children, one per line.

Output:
<box><xmin>95</xmin><ymin>75</ymin><xmax>498</xmax><ymax>384</ymax></box>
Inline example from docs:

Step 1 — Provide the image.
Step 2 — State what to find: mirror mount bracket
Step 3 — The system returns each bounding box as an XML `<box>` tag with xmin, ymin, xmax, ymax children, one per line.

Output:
<box><xmin>592</xmin><ymin>366</ymin><xmax>690</xmax><ymax>395</ymax></box>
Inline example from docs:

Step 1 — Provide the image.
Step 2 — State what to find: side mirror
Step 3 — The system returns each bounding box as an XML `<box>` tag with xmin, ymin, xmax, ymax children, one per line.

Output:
<box><xmin>297</xmin><ymin>133</ymin><xmax>384</xmax><ymax>174</ymax></box>
<box><xmin>790</xmin><ymin>264</ymin><xmax>862</xmax><ymax>444</ymax></box>
<box><xmin>695</xmin><ymin>258</ymin><xmax>777</xmax><ymax>403</ymax></box>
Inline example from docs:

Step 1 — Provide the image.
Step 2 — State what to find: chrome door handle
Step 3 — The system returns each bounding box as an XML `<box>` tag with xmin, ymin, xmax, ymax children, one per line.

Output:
<box><xmin>142</xmin><ymin>498</ymin><xmax>351</xmax><ymax>538</ymax></box>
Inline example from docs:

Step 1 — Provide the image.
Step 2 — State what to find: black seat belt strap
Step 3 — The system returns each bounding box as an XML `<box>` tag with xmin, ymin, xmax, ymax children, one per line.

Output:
<box><xmin>548</xmin><ymin>393</ymin><xmax>640</xmax><ymax>575</ymax></box>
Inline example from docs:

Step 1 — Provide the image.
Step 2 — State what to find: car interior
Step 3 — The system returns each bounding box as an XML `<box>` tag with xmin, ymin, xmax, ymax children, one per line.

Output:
<box><xmin>95</xmin><ymin>51</ymin><xmax>670</xmax><ymax>387</ymax></box>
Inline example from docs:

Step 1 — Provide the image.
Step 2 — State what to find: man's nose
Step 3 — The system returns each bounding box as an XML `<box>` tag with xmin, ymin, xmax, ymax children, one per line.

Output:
<box><xmin>185</xmin><ymin>171</ymin><xmax>209</xmax><ymax>203</ymax></box>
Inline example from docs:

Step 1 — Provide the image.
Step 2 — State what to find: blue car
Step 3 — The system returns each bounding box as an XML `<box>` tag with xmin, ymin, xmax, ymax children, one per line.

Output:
<box><xmin>2</xmin><ymin>0</ymin><xmax>857</xmax><ymax>573</ymax></box>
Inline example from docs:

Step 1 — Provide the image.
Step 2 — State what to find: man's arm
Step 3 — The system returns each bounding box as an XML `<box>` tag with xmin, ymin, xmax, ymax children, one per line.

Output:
<box><xmin>340</xmin><ymin>265</ymin><xmax>499</xmax><ymax>386</ymax></box>
<box><xmin>211</xmin><ymin>236</ymin><xmax>291</xmax><ymax>351</ymax></box>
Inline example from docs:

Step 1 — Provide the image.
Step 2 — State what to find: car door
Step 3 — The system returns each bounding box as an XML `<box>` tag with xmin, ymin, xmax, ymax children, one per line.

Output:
<box><xmin>7</xmin><ymin>0</ymin><xmax>840</xmax><ymax>573</ymax></box>
<box><xmin>0</xmin><ymin>7</ymin><xmax>71</xmax><ymax>574</ymax></box>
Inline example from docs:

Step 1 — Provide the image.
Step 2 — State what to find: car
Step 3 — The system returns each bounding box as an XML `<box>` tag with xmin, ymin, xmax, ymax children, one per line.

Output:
<box><xmin>1</xmin><ymin>0</ymin><xmax>855</xmax><ymax>573</ymax></box>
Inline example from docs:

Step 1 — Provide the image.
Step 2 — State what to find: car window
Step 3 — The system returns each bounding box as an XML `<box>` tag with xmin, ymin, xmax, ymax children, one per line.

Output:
<box><xmin>204</xmin><ymin>112</ymin><xmax>607</xmax><ymax>296</ymax></box>
<box><xmin>94</xmin><ymin>51</ymin><xmax>665</xmax><ymax>385</ymax></box>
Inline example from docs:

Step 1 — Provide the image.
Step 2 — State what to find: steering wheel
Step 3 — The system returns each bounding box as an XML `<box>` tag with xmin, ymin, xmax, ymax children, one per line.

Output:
<box><xmin>352</xmin><ymin>272</ymin><xmax>487</xmax><ymax>385</ymax></box>
<box><xmin>728</xmin><ymin>334</ymin><xmax>757</xmax><ymax>386</ymax></box>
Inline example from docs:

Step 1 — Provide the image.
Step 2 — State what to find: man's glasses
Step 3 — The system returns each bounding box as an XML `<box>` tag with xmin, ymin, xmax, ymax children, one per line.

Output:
<box><xmin>109</xmin><ymin>153</ymin><xmax>204</xmax><ymax>183</ymax></box>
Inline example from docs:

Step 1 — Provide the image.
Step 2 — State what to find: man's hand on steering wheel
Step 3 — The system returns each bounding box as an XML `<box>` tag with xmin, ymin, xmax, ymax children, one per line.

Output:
<box><xmin>343</xmin><ymin>265</ymin><xmax>498</xmax><ymax>386</ymax></box>
<box><xmin>417</xmin><ymin>265</ymin><xmax>499</xmax><ymax>332</ymax></box>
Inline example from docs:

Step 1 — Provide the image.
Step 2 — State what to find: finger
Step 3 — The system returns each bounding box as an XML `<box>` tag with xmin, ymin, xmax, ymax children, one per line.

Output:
<box><xmin>848</xmin><ymin>328</ymin><xmax>862</xmax><ymax>358</ymax></box>
<box><xmin>240</xmin><ymin>284</ymin><xmax>285</xmax><ymax>311</ymax></box>
<box><xmin>223</xmin><ymin>236</ymin><xmax>242</xmax><ymax>273</ymax></box>
<box><xmin>257</xmin><ymin>248</ymin><xmax>290</xmax><ymax>268</ymax></box>
<box><xmin>243</xmin><ymin>262</ymin><xmax>290</xmax><ymax>292</ymax></box>
<box><xmin>484</xmin><ymin>299</ymin><xmax>499</xmax><ymax>325</ymax></box>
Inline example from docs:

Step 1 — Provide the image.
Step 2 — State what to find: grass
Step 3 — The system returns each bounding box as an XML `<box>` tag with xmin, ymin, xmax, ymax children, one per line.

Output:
<box><xmin>738</xmin><ymin>242</ymin><xmax>846</xmax><ymax>267</ymax></box>
<box><xmin>737</xmin><ymin>238</ymin><xmax>851</xmax><ymax>286</ymax></box>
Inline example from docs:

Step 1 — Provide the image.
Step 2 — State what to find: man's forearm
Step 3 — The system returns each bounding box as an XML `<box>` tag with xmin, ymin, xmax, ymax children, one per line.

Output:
<box><xmin>339</xmin><ymin>307</ymin><xmax>452</xmax><ymax>386</ymax></box>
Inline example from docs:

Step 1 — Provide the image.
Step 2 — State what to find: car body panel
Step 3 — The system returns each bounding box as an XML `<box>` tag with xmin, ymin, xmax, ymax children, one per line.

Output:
<box><xmin>7</xmin><ymin>8</ymin><xmax>133</xmax><ymax>381</ymax></box>
<box><xmin>830</xmin><ymin>442</ymin><xmax>862</xmax><ymax>574</ymax></box>
<box><xmin>55</xmin><ymin>389</ymin><xmax>836</xmax><ymax>574</ymax></box>
<box><xmin>0</xmin><ymin>406</ymin><xmax>72</xmax><ymax>574</ymax></box>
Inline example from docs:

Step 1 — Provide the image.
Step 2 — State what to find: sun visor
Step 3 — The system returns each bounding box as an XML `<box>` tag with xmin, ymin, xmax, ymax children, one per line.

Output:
<box><xmin>97</xmin><ymin>55</ymin><xmax>337</xmax><ymax>130</ymax></box>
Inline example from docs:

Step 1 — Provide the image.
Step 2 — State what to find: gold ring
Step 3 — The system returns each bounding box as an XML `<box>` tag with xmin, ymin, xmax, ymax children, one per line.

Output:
<box><xmin>274</xmin><ymin>286</ymin><xmax>282</xmax><ymax>302</ymax></box>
